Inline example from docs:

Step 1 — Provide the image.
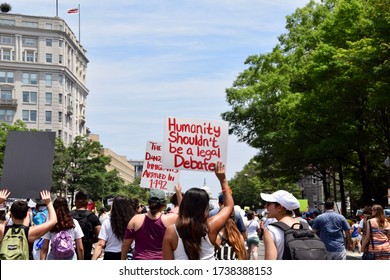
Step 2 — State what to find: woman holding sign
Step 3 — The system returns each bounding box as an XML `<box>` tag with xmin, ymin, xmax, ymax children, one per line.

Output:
<box><xmin>163</xmin><ymin>161</ymin><xmax>234</xmax><ymax>260</ymax></box>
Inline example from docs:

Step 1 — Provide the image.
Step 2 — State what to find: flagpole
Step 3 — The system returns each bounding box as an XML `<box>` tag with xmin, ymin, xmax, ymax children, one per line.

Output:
<box><xmin>78</xmin><ymin>4</ymin><xmax>81</xmax><ymax>42</ymax></box>
<box><xmin>56</xmin><ymin>0</ymin><xmax>58</xmax><ymax>17</ymax></box>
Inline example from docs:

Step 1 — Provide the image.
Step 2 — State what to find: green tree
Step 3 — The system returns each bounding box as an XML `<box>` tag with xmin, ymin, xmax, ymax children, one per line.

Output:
<box><xmin>0</xmin><ymin>3</ymin><xmax>11</xmax><ymax>13</ymax></box>
<box><xmin>222</xmin><ymin>0</ymin><xmax>390</xmax><ymax>207</ymax></box>
<box><xmin>52</xmin><ymin>136</ymin><xmax>124</xmax><ymax>206</ymax></box>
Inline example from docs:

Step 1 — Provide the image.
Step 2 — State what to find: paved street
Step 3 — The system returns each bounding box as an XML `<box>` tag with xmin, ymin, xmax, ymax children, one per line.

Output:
<box><xmin>256</xmin><ymin>240</ymin><xmax>362</xmax><ymax>260</ymax></box>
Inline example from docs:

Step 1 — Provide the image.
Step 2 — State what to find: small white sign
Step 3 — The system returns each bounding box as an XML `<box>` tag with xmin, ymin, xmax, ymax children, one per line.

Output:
<box><xmin>140</xmin><ymin>141</ymin><xmax>180</xmax><ymax>192</ymax></box>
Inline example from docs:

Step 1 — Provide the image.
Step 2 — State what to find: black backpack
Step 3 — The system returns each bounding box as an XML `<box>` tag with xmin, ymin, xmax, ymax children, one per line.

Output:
<box><xmin>269</xmin><ymin>221</ymin><xmax>328</xmax><ymax>260</ymax></box>
<box><xmin>71</xmin><ymin>211</ymin><xmax>94</xmax><ymax>248</ymax></box>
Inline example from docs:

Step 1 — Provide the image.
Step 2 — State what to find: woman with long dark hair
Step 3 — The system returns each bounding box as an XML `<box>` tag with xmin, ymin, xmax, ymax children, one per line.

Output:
<box><xmin>121</xmin><ymin>186</ymin><xmax>182</xmax><ymax>260</ymax></box>
<box><xmin>91</xmin><ymin>196</ymin><xmax>134</xmax><ymax>260</ymax></box>
<box><xmin>163</xmin><ymin>162</ymin><xmax>234</xmax><ymax>260</ymax></box>
<box><xmin>40</xmin><ymin>197</ymin><xmax>84</xmax><ymax>260</ymax></box>
<box><xmin>361</xmin><ymin>204</ymin><xmax>390</xmax><ymax>260</ymax></box>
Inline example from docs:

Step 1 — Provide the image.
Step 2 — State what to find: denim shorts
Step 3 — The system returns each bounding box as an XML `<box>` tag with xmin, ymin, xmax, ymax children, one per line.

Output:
<box><xmin>246</xmin><ymin>236</ymin><xmax>260</xmax><ymax>247</ymax></box>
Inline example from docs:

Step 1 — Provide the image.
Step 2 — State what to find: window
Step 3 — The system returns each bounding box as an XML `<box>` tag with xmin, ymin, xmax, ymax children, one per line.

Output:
<box><xmin>22</xmin><ymin>72</ymin><xmax>38</xmax><ymax>85</ymax></box>
<box><xmin>46</xmin><ymin>38</ymin><xmax>52</xmax><ymax>46</ymax></box>
<box><xmin>45</xmin><ymin>111</ymin><xmax>52</xmax><ymax>123</ymax></box>
<box><xmin>0</xmin><ymin>71</ymin><xmax>14</xmax><ymax>83</ymax></box>
<box><xmin>59</xmin><ymin>54</ymin><xmax>63</xmax><ymax>64</ymax></box>
<box><xmin>22</xmin><ymin>110</ymin><xmax>37</xmax><ymax>122</ymax></box>
<box><xmin>2</xmin><ymin>49</ymin><xmax>11</xmax><ymax>60</ymax></box>
<box><xmin>23</xmin><ymin>50</ymin><xmax>35</xmax><ymax>62</ymax></box>
<box><xmin>46</xmin><ymin>53</ymin><xmax>52</xmax><ymax>63</ymax></box>
<box><xmin>1</xmin><ymin>89</ymin><xmax>12</xmax><ymax>101</ymax></box>
<box><xmin>22</xmin><ymin>37</ymin><xmax>37</xmax><ymax>47</ymax></box>
<box><xmin>1</xmin><ymin>35</ymin><xmax>13</xmax><ymax>44</ymax></box>
<box><xmin>45</xmin><ymin>74</ymin><xmax>52</xmax><ymax>87</ymax></box>
<box><xmin>58</xmin><ymin>93</ymin><xmax>63</xmax><ymax>104</ymax></box>
<box><xmin>57</xmin><ymin>130</ymin><xmax>62</xmax><ymax>139</ymax></box>
<box><xmin>59</xmin><ymin>40</ymin><xmax>63</xmax><ymax>47</ymax></box>
<box><xmin>22</xmin><ymin>21</ymin><xmax>38</xmax><ymax>28</ymax></box>
<box><xmin>45</xmin><ymin>23</ymin><xmax>52</xmax><ymax>30</ymax></box>
<box><xmin>58</xmin><ymin>112</ymin><xmax>62</xmax><ymax>122</ymax></box>
<box><xmin>0</xmin><ymin>109</ymin><xmax>14</xmax><ymax>122</ymax></box>
<box><xmin>58</xmin><ymin>74</ymin><xmax>63</xmax><ymax>86</ymax></box>
<box><xmin>45</xmin><ymin>92</ymin><xmax>52</xmax><ymax>105</ymax></box>
<box><xmin>22</xmin><ymin>91</ymin><xmax>37</xmax><ymax>103</ymax></box>
<box><xmin>0</xmin><ymin>19</ymin><xmax>15</xmax><ymax>26</ymax></box>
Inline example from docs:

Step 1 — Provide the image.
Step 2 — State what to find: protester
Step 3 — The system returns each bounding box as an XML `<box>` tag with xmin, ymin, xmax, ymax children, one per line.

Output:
<box><xmin>98</xmin><ymin>207</ymin><xmax>109</xmax><ymax>225</ymax></box>
<box><xmin>92</xmin><ymin>196</ymin><xmax>134</xmax><ymax>260</ymax></box>
<box><xmin>312</xmin><ymin>200</ymin><xmax>352</xmax><ymax>260</ymax></box>
<box><xmin>245</xmin><ymin>210</ymin><xmax>261</xmax><ymax>260</ymax></box>
<box><xmin>357</xmin><ymin>206</ymin><xmax>372</xmax><ymax>237</ymax></box>
<box><xmin>209</xmin><ymin>193</ymin><xmax>247</xmax><ymax>240</ymax></box>
<box><xmin>121</xmin><ymin>186</ymin><xmax>182</xmax><ymax>260</ymax></box>
<box><xmin>261</xmin><ymin>190</ymin><xmax>301</xmax><ymax>260</ymax></box>
<box><xmin>130</xmin><ymin>198</ymin><xmax>143</xmax><ymax>214</ymax></box>
<box><xmin>70</xmin><ymin>191</ymin><xmax>101</xmax><ymax>260</ymax></box>
<box><xmin>40</xmin><ymin>197</ymin><xmax>84</xmax><ymax>260</ymax></box>
<box><xmin>167</xmin><ymin>190</ymin><xmax>183</xmax><ymax>215</ymax></box>
<box><xmin>0</xmin><ymin>189</ymin><xmax>57</xmax><ymax>260</ymax></box>
<box><xmin>163</xmin><ymin>162</ymin><xmax>234</xmax><ymax>260</ymax></box>
<box><xmin>350</xmin><ymin>218</ymin><xmax>362</xmax><ymax>253</ymax></box>
<box><xmin>361</xmin><ymin>204</ymin><xmax>390</xmax><ymax>260</ymax></box>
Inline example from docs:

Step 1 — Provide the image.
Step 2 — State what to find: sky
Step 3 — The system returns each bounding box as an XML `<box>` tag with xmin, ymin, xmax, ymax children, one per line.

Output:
<box><xmin>11</xmin><ymin>0</ymin><xmax>311</xmax><ymax>197</ymax></box>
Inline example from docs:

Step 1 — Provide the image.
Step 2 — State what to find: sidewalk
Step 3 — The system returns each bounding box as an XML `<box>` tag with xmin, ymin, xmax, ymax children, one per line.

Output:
<box><xmin>256</xmin><ymin>240</ymin><xmax>362</xmax><ymax>260</ymax></box>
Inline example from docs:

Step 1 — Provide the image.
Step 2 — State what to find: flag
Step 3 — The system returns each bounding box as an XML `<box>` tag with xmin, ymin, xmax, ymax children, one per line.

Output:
<box><xmin>67</xmin><ymin>8</ymin><xmax>78</xmax><ymax>14</ymax></box>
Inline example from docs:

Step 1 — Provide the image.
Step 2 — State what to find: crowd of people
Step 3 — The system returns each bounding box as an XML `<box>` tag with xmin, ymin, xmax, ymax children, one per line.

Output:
<box><xmin>0</xmin><ymin>161</ymin><xmax>389</xmax><ymax>260</ymax></box>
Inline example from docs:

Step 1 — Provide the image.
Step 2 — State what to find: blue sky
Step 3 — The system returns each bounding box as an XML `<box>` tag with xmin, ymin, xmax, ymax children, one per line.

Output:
<box><xmin>12</xmin><ymin>0</ymin><xmax>310</xmax><ymax>197</ymax></box>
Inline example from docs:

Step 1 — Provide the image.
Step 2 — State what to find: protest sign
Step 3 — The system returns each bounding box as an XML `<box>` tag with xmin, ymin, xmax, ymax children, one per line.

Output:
<box><xmin>0</xmin><ymin>131</ymin><xmax>56</xmax><ymax>199</ymax></box>
<box><xmin>140</xmin><ymin>141</ymin><xmax>180</xmax><ymax>192</ymax></box>
<box><xmin>162</xmin><ymin>116</ymin><xmax>228</xmax><ymax>172</ymax></box>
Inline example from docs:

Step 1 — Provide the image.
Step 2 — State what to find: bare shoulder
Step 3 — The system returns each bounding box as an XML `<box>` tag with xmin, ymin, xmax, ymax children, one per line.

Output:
<box><xmin>162</xmin><ymin>213</ymin><xmax>178</xmax><ymax>227</ymax></box>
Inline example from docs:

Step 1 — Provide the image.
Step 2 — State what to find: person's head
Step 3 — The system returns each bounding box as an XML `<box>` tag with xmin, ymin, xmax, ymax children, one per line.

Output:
<box><xmin>111</xmin><ymin>196</ymin><xmax>134</xmax><ymax>240</ymax></box>
<box><xmin>52</xmin><ymin>197</ymin><xmax>73</xmax><ymax>232</ymax></box>
<box><xmin>130</xmin><ymin>198</ymin><xmax>142</xmax><ymax>213</ymax></box>
<box><xmin>324</xmin><ymin>201</ymin><xmax>334</xmax><ymax>210</ymax></box>
<box><xmin>363</xmin><ymin>205</ymin><xmax>372</xmax><ymax>217</ymax></box>
<box><xmin>312</xmin><ymin>209</ymin><xmax>321</xmax><ymax>218</ymax></box>
<box><xmin>218</xmin><ymin>193</ymin><xmax>224</xmax><ymax>206</ymax></box>
<box><xmin>247</xmin><ymin>210</ymin><xmax>255</xmax><ymax>221</ymax></box>
<box><xmin>371</xmin><ymin>204</ymin><xmax>387</xmax><ymax>227</ymax></box>
<box><xmin>75</xmin><ymin>191</ymin><xmax>88</xmax><ymax>209</ymax></box>
<box><xmin>260</xmin><ymin>190</ymin><xmax>300</xmax><ymax>219</ymax></box>
<box><xmin>10</xmin><ymin>200</ymin><xmax>29</xmax><ymax>220</ymax></box>
<box><xmin>148</xmin><ymin>189</ymin><xmax>166</xmax><ymax>216</ymax></box>
<box><xmin>293</xmin><ymin>208</ymin><xmax>303</xmax><ymax>218</ymax></box>
<box><xmin>223</xmin><ymin>213</ymin><xmax>246</xmax><ymax>260</ymax></box>
<box><xmin>176</xmin><ymin>188</ymin><xmax>210</xmax><ymax>260</ymax></box>
<box><xmin>99</xmin><ymin>207</ymin><xmax>107</xmax><ymax>214</ymax></box>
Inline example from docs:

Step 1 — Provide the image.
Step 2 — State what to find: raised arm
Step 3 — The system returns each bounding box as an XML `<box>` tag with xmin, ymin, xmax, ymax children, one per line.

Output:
<box><xmin>28</xmin><ymin>190</ymin><xmax>57</xmax><ymax>242</ymax></box>
<box><xmin>208</xmin><ymin>162</ymin><xmax>234</xmax><ymax>245</ymax></box>
<box><xmin>175</xmin><ymin>184</ymin><xmax>183</xmax><ymax>207</ymax></box>
<box><xmin>0</xmin><ymin>189</ymin><xmax>11</xmax><ymax>240</ymax></box>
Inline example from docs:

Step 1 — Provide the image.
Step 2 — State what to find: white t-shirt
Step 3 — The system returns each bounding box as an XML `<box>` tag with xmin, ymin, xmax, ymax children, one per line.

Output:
<box><xmin>246</xmin><ymin>219</ymin><xmax>260</xmax><ymax>239</ymax></box>
<box><xmin>98</xmin><ymin>217</ymin><xmax>123</xmax><ymax>253</ymax></box>
<box><xmin>42</xmin><ymin>218</ymin><xmax>84</xmax><ymax>260</ymax></box>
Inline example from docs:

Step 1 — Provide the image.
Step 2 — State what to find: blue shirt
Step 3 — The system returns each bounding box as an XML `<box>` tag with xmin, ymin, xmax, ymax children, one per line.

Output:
<box><xmin>312</xmin><ymin>211</ymin><xmax>350</xmax><ymax>252</ymax></box>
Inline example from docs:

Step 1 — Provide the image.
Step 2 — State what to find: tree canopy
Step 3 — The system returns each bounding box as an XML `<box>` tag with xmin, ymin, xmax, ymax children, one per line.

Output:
<box><xmin>223</xmin><ymin>0</ymin><xmax>390</xmax><ymax>207</ymax></box>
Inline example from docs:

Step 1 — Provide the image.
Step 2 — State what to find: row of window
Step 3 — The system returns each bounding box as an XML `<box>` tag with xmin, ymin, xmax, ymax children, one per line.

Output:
<box><xmin>0</xmin><ymin>109</ymin><xmax>71</xmax><ymax>124</ymax></box>
<box><xmin>0</xmin><ymin>70</ymin><xmax>54</xmax><ymax>86</ymax></box>
<box><xmin>0</xmin><ymin>19</ymin><xmax>64</xmax><ymax>31</ymax></box>
<box><xmin>0</xmin><ymin>49</ymin><xmax>63</xmax><ymax>64</ymax></box>
<box><xmin>1</xmin><ymin>34</ymin><xmax>64</xmax><ymax>47</ymax></box>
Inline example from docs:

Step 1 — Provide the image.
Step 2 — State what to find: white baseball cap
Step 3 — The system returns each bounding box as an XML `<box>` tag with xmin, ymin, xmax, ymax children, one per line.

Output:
<box><xmin>260</xmin><ymin>190</ymin><xmax>300</xmax><ymax>211</ymax></box>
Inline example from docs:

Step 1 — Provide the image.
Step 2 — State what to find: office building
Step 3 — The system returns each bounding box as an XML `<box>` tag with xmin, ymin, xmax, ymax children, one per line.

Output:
<box><xmin>0</xmin><ymin>13</ymin><xmax>88</xmax><ymax>143</ymax></box>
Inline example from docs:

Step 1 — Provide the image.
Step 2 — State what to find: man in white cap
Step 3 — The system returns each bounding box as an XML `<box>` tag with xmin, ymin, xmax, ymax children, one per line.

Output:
<box><xmin>260</xmin><ymin>190</ymin><xmax>300</xmax><ymax>260</ymax></box>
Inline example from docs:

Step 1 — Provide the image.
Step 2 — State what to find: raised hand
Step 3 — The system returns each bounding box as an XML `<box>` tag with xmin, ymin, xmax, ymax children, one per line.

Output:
<box><xmin>0</xmin><ymin>189</ymin><xmax>10</xmax><ymax>204</ymax></box>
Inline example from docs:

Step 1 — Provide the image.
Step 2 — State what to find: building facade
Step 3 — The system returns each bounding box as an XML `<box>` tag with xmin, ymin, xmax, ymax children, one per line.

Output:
<box><xmin>0</xmin><ymin>13</ymin><xmax>88</xmax><ymax>143</ymax></box>
<box><xmin>89</xmin><ymin>134</ymin><xmax>135</xmax><ymax>185</ymax></box>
